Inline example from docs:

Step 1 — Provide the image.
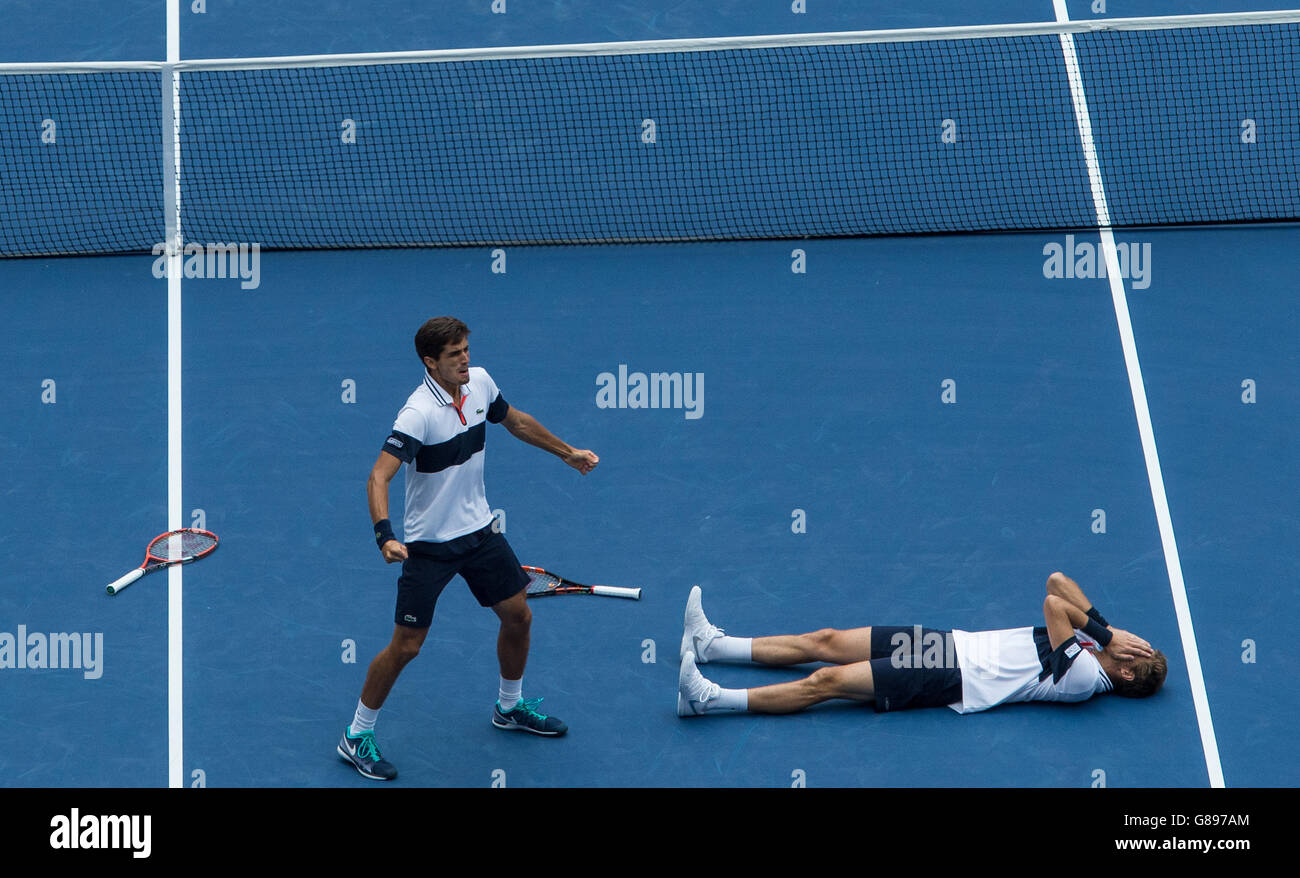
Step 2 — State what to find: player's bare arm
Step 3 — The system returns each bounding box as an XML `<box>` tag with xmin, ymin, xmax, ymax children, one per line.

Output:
<box><xmin>501</xmin><ymin>406</ymin><xmax>599</xmax><ymax>474</ymax></box>
<box><xmin>1045</xmin><ymin>571</ymin><xmax>1095</xmax><ymax>612</ymax></box>
<box><xmin>1042</xmin><ymin>594</ymin><xmax>1090</xmax><ymax>649</ymax></box>
<box><xmin>1046</xmin><ymin>571</ymin><xmax>1152</xmax><ymax>660</ymax></box>
<box><xmin>367</xmin><ymin>450</ymin><xmax>408</xmax><ymax>563</ymax></box>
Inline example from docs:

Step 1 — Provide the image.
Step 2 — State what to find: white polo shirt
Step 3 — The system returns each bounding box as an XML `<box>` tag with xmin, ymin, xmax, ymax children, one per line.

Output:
<box><xmin>947</xmin><ymin>626</ymin><xmax>1113</xmax><ymax>714</ymax></box>
<box><xmin>381</xmin><ymin>366</ymin><xmax>511</xmax><ymax>543</ymax></box>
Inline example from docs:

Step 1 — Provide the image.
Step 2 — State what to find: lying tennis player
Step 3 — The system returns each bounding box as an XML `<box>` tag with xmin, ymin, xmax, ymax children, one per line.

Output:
<box><xmin>677</xmin><ymin>572</ymin><xmax>1166</xmax><ymax>716</ymax></box>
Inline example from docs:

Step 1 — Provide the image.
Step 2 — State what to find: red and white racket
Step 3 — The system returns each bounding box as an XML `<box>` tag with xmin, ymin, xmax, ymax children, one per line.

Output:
<box><xmin>106</xmin><ymin>529</ymin><xmax>219</xmax><ymax>595</ymax></box>
<box><xmin>522</xmin><ymin>566</ymin><xmax>640</xmax><ymax>600</ymax></box>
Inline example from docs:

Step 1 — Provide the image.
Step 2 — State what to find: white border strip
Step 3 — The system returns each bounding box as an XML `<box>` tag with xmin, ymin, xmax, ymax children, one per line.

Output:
<box><xmin>0</xmin><ymin>60</ymin><xmax>167</xmax><ymax>73</ymax></box>
<box><xmin>1053</xmin><ymin>0</ymin><xmax>1224</xmax><ymax>789</ymax></box>
<box><xmin>165</xmin><ymin>0</ymin><xmax>184</xmax><ymax>792</ymax></box>
<box><xmin>3</xmin><ymin>8</ymin><xmax>1299</xmax><ymax>73</ymax></box>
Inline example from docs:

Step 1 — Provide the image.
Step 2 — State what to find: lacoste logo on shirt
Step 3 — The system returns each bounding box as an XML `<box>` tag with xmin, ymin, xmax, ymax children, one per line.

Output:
<box><xmin>476</xmin><ymin>408</ymin><xmax>484</xmax><ymax>414</ymax></box>
<box><xmin>404</xmin><ymin>615</ymin><xmax>417</xmax><ymax>623</ymax></box>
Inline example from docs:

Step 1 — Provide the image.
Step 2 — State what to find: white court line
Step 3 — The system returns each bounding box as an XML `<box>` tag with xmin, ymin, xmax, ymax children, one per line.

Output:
<box><xmin>166</xmin><ymin>0</ymin><xmax>184</xmax><ymax>791</ymax></box>
<box><xmin>1052</xmin><ymin>0</ymin><xmax>1224</xmax><ymax>788</ymax></box>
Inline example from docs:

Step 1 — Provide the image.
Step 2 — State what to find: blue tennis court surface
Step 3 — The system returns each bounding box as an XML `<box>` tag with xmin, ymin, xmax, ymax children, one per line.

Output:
<box><xmin>1</xmin><ymin>1</ymin><xmax>1296</xmax><ymax>791</ymax></box>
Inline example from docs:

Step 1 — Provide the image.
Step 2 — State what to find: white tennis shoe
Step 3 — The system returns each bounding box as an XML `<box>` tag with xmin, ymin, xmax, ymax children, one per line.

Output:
<box><xmin>680</xmin><ymin>585</ymin><xmax>725</xmax><ymax>663</ymax></box>
<box><xmin>677</xmin><ymin>651</ymin><xmax>721</xmax><ymax>717</ymax></box>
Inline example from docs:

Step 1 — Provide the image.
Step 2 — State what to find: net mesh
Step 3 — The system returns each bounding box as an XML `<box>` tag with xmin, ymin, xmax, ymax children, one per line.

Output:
<box><xmin>1074</xmin><ymin>25</ymin><xmax>1300</xmax><ymax>226</ymax></box>
<box><xmin>2</xmin><ymin>20</ymin><xmax>1299</xmax><ymax>256</ymax></box>
<box><xmin>0</xmin><ymin>71</ymin><xmax>162</xmax><ymax>255</ymax></box>
<box><xmin>177</xmin><ymin>38</ymin><xmax>1098</xmax><ymax>247</ymax></box>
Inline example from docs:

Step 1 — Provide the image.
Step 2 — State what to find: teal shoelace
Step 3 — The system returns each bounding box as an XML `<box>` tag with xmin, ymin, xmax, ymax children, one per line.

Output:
<box><xmin>354</xmin><ymin>732</ymin><xmax>382</xmax><ymax>761</ymax></box>
<box><xmin>508</xmin><ymin>697</ymin><xmax>547</xmax><ymax>718</ymax></box>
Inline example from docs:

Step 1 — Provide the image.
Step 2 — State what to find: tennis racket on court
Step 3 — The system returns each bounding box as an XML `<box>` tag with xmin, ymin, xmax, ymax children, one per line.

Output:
<box><xmin>106</xmin><ymin>529</ymin><xmax>219</xmax><ymax>595</ymax></box>
<box><xmin>522</xmin><ymin>566</ymin><xmax>640</xmax><ymax>600</ymax></box>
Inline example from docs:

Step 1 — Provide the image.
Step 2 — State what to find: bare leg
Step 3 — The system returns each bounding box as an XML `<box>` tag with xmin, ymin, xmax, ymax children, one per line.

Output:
<box><xmin>745</xmin><ymin>661</ymin><xmax>876</xmax><ymax>713</ymax></box>
<box><xmin>491</xmin><ymin>590</ymin><xmax>531</xmax><ymax>680</ymax></box>
<box><xmin>360</xmin><ymin>624</ymin><xmax>430</xmax><ymax>709</ymax></box>
<box><xmin>750</xmin><ymin>627</ymin><xmax>873</xmax><ymax>666</ymax></box>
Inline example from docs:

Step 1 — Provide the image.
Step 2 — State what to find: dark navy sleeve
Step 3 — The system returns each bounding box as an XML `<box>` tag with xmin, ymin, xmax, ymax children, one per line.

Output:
<box><xmin>486</xmin><ymin>392</ymin><xmax>510</xmax><ymax>424</ymax></box>
<box><xmin>1038</xmin><ymin>635</ymin><xmax>1085</xmax><ymax>684</ymax></box>
<box><xmin>381</xmin><ymin>430</ymin><xmax>421</xmax><ymax>463</ymax></box>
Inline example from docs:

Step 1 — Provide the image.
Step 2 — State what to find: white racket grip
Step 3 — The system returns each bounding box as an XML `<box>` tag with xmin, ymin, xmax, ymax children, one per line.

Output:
<box><xmin>592</xmin><ymin>585</ymin><xmax>641</xmax><ymax>599</ymax></box>
<box><xmin>106</xmin><ymin>568</ymin><xmax>144</xmax><ymax>595</ymax></box>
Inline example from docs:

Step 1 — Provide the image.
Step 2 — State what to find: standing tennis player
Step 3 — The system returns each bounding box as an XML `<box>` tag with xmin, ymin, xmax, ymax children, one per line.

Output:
<box><xmin>338</xmin><ymin>317</ymin><xmax>598</xmax><ymax>781</ymax></box>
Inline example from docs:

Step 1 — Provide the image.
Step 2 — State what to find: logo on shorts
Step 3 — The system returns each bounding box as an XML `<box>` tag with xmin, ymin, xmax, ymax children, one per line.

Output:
<box><xmin>404</xmin><ymin>614</ymin><xmax>417</xmax><ymax>623</ymax></box>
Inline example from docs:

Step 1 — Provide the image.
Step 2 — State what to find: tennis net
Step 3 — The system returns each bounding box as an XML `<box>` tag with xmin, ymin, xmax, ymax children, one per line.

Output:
<box><xmin>2</xmin><ymin>11</ymin><xmax>1298</xmax><ymax>256</ymax></box>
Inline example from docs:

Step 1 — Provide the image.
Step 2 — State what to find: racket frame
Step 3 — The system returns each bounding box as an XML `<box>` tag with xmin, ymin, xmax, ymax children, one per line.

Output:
<box><xmin>521</xmin><ymin>565</ymin><xmax>641</xmax><ymax>600</ymax></box>
<box><xmin>106</xmin><ymin>528</ymin><xmax>220</xmax><ymax>595</ymax></box>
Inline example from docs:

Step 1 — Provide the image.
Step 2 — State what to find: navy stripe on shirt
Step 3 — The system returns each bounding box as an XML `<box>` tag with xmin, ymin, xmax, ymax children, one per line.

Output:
<box><xmin>413</xmin><ymin>422</ymin><xmax>487</xmax><ymax>474</ymax></box>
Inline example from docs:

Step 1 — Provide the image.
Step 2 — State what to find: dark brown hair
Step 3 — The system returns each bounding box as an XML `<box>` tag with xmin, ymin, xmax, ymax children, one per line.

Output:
<box><xmin>415</xmin><ymin>317</ymin><xmax>469</xmax><ymax>363</ymax></box>
<box><xmin>1111</xmin><ymin>650</ymin><xmax>1167</xmax><ymax>698</ymax></box>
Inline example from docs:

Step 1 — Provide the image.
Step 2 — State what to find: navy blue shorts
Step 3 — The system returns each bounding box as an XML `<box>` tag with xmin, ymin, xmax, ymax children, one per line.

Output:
<box><xmin>868</xmin><ymin>626</ymin><xmax>964</xmax><ymax>713</ymax></box>
<box><xmin>394</xmin><ymin>525</ymin><xmax>529</xmax><ymax>628</ymax></box>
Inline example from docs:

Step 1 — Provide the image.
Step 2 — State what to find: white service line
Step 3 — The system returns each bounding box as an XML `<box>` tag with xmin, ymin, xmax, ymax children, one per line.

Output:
<box><xmin>1052</xmin><ymin>0</ymin><xmax>1224</xmax><ymax>788</ymax></box>
<box><xmin>166</xmin><ymin>0</ymin><xmax>184</xmax><ymax>792</ymax></box>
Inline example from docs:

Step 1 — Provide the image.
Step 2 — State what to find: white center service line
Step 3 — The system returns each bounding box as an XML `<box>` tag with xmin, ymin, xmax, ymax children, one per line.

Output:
<box><xmin>1052</xmin><ymin>0</ymin><xmax>1224</xmax><ymax>788</ymax></box>
<box><xmin>166</xmin><ymin>0</ymin><xmax>184</xmax><ymax>791</ymax></box>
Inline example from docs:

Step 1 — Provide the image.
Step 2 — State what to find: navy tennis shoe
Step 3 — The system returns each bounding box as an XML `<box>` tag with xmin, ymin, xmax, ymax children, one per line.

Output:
<box><xmin>492</xmin><ymin>698</ymin><xmax>567</xmax><ymax>736</ymax></box>
<box><xmin>338</xmin><ymin>727</ymin><xmax>398</xmax><ymax>780</ymax></box>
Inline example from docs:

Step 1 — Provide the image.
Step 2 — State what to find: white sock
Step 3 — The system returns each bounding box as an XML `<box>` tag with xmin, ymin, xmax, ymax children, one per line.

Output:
<box><xmin>712</xmin><ymin>687</ymin><xmax>749</xmax><ymax>712</ymax></box>
<box><xmin>498</xmin><ymin>676</ymin><xmax>522</xmax><ymax>712</ymax></box>
<box><xmin>705</xmin><ymin>636</ymin><xmax>753</xmax><ymax>663</ymax></box>
<box><xmin>351</xmin><ymin>699</ymin><xmax>379</xmax><ymax>735</ymax></box>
